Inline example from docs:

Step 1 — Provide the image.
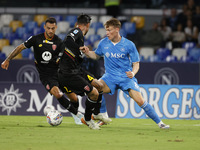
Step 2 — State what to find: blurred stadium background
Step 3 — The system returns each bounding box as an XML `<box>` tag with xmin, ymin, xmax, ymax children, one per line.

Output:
<box><xmin>0</xmin><ymin>0</ymin><xmax>200</xmax><ymax>119</ymax></box>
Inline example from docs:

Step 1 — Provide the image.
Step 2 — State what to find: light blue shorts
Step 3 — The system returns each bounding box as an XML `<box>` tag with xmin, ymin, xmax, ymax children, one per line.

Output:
<box><xmin>100</xmin><ymin>73</ymin><xmax>140</xmax><ymax>95</ymax></box>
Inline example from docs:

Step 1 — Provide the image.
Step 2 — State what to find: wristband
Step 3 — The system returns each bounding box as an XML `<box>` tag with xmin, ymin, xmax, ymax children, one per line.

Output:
<box><xmin>131</xmin><ymin>72</ymin><xmax>135</xmax><ymax>77</ymax></box>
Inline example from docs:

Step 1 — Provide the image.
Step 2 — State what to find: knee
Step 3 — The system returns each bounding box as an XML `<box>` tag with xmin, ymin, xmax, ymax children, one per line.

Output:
<box><xmin>92</xmin><ymin>79</ymin><xmax>104</xmax><ymax>92</ymax></box>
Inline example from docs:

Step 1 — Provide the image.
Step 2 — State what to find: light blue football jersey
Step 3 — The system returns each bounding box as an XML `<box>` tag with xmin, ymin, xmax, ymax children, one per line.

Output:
<box><xmin>95</xmin><ymin>36</ymin><xmax>140</xmax><ymax>78</ymax></box>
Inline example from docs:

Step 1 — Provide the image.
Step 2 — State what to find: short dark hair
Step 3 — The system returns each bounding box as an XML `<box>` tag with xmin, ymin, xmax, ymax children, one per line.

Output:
<box><xmin>45</xmin><ymin>17</ymin><xmax>57</xmax><ymax>25</ymax></box>
<box><xmin>104</xmin><ymin>18</ymin><xmax>121</xmax><ymax>29</ymax></box>
<box><xmin>77</xmin><ymin>14</ymin><xmax>91</xmax><ymax>25</ymax></box>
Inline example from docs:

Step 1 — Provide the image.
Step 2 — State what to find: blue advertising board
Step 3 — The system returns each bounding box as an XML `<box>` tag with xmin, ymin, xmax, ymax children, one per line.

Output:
<box><xmin>116</xmin><ymin>84</ymin><xmax>200</xmax><ymax>120</ymax></box>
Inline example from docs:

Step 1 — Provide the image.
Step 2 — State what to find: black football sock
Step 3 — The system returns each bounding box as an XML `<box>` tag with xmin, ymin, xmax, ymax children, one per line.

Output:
<box><xmin>70</xmin><ymin>99</ymin><xmax>79</xmax><ymax>110</ymax></box>
<box><xmin>84</xmin><ymin>97</ymin><xmax>97</xmax><ymax>121</ymax></box>
<box><xmin>57</xmin><ymin>95</ymin><xmax>77</xmax><ymax>115</ymax></box>
<box><xmin>93</xmin><ymin>91</ymin><xmax>103</xmax><ymax>115</ymax></box>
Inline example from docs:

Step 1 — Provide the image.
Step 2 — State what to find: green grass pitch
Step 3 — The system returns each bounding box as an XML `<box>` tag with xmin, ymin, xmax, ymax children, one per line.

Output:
<box><xmin>0</xmin><ymin>115</ymin><xmax>200</xmax><ymax>150</ymax></box>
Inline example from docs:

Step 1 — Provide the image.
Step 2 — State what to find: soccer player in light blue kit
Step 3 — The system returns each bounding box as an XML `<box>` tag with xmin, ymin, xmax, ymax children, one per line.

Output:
<box><xmin>80</xmin><ymin>18</ymin><xmax>170</xmax><ymax>129</ymax></box>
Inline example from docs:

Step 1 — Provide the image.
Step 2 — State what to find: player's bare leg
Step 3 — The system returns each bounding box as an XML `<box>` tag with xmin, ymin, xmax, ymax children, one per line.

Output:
<box><xmin>129</xmin><ymin>89</ymin><xmax>170</xmax><ymax>129</ymax></box>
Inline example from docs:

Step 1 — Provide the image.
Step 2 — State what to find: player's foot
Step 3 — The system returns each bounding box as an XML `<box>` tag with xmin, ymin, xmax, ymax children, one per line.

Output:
<box><xmin>71</xmin><ymin>112</ymin><xmax>83</xmax><ymax>125</ymax></box>
<box><xmin>92</xmin><ymin>113</ymin><xmax>112</xmax><ymax>124</ymax></box>
<box><xmin>97</xmin><ymin>120</ymin><xmax>107</xmax><ymax>126</ymax></box>
<box><xmin>159</xmin><ymin>123</ymin><xmax>170</xmax><ymax>129</ymax></box>
<box><xmin>81</xmin><ymin>117</ymin><xmax>100</xmax><ymax>130</ymax></box>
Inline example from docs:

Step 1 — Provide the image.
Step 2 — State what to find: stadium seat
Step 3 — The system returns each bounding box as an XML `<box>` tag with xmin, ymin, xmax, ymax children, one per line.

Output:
<box><xmin>9</xmin><ymin>20</ymin><xmax>23</xmax><ymax>32</ymax></box>
<box><xmin>182</xmin><ymin>42</ymin><xmax>196</xmax><ymax>52</ymax></box>
<box><xmin>33</xmin><ymin>27</ymin><xmax>42</xmax><ymax>35</ymax></box>
<box><xmin>15</xmin><ymin>27</ymin><xmax>26</xmax><ymax>39</ymax></box>
<box><xmin>6</xmin><ymin>32</ymin><xmax>18</xmax><ymax>44</ymax></box>
<box><xmin>147</xmin><ymin>55</ymin><xmax>161</xmax><ymax>62</ymax></box>
<box><xmin>1</xmin><ymin>26</ymin><xmax>12</xmax><ymax>38</ymax></box>
<box><xmin>90</xmin><ymin>22</ymin><xmax>104</xmax><ymax>33</ymax></box>
<box><xmin>165</xmin><ymin>55</ymin><xmax>178</xmax><ymax>62</ymax></box>
<box><xmin>25</xmin><ymin>21</ymin><xmax>38</xmax><ymax>34</ymax></box>
<box><xmin>22</xmin><ymin>33</ymin><xmax>32</xmax><ymax>41</ymax></box>
<box><xmin>97</xmin><ymin>28</ymin><xmax>106</xmax><ymax>38</ymax></box>
<box><xmin>0</xmin><ymin>52</ymin><xmax>6</xmax><ymax>60</ymax></box>
<box><xmin>34</xmin><ymin>14</ymin><xmax>48</xmax><ymax>26</ymax></box>
<box><xmin>65</xmin><ymin>15</ymin><xmax>77</xmax><ymax>27</ymax></box>
<box><xmin>99</xmin><ymin>15</ymin><xmax>112</xmax><ymax>24</ymax></box>
<box><xmin>50</xmin><ymin>15</ymin><xmax>63</xmax><ymax>22</ymax></box>
<box><xmin>0</xmin><ymin>14</ymin><xmax>14</xmax><ymax>26</ymax></box>
<box><xmin>21</xmin><ymin>48</ymin><xmax>32</xmax><ymax>58</ymax></box>
<box><xmin>1</xmin><ymin>45</ymin><xmax>15</xmax><ymax>56</ymax></box>
<box><xmin>130</xmin><ymin>16</ymin><xmax>145</xmax><ymax>29</ymax></box>
<box><xmin>56</xmin><ymin>21</ymin><xmax>70</xmax><ymax>34</ymax></box>
<box><xmin>122</xmin><ymin>22</ymin><xmax>136</xmax><ymax>34</ymax></box>
<box><xmin>180</xmin><ymin>55</ymin><xmax>194</xmax><ymax>63</ymax></box>
<box><xmin>172</xmin><ymin>48</ymin><xmax>187</xmax><ymax>60</ymax></box>
<box><xmin>156</xmin><ymin>48</ymin><xmax>171</xmax><ymax>61</ymax></box>
<box><xmin>87</xmin><ymin>35</ymin><xmax>101</xmax><ymax>45</ymax></box>
<box><xmin>139</xmin><ymin>55</ymin><xmax>145</xmax><ymax>62</ymax></box>
<box><xmin>119</xmin><ymin>28</ymin><xmax>127</xmax><ymax>37</ymax></box>
<box><xmin>188</xmin><ymin>48</ymin><xmax>200</xmax><ymax>61</ymax></box>
<box><xmin>58</xmin><ymin>33</ymin><xmax>66</xmax><ymax>40</ymax></box>
<box><xmin>0</xmin><ymin>39</ymin><xmax>10</xmax><ymax>51</ymax></box>
<box><xmin>12</xmin><ymin>39</ymin><xmax>23</xmax><ymax>47</ymax></box>
<box><xmin>0</xmin><ymin>33</ymin><xmax>3</xmax><ymax>39</ymax></box>
<box><xmin>85</xmin><ymin>28</ymin><xmax>95</xmax><ymax>39</ymax></box>
<box><xmin>93</xmin><ymin>40</ymin><xmax>100</xmax><ymax>49</ymax></box>
<box><xmin>90</xmin><ymin>15</ymin><xmax>98</xmax><ymax>23</ymax></box>
<box><xmin>139</xmin><ymin>47</ymin><xmax>154</xmax><ymax>60</ymax></box>
<box><xmin>0</xmin><ymin>21</ymin><xmax>3</xmax><ymax>30</ymax></box>
<box><xmin>19</xmin><ymin>14</ymin><xmax>33</xmax><ymax>24</ymax></box>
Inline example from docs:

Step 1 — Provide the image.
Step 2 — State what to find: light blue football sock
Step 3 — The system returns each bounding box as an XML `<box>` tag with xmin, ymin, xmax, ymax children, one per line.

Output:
<box><xmin>141</xmin><ymin>101</ymin><xmax>161</xmax><ymax>124</ymax></box>
<box><xmin>100</xmin><ymin>95</ymin><xmax>107</xmax><ymax>113</ymax></box>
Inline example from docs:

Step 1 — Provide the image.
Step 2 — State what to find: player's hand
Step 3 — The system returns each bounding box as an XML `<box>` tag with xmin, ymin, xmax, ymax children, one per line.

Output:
<box><xmin>80</xmin><ymin>46</ymin><xmax>89</xmax><ymax>54</ymax></box>
<box><xmin>126</xmin><ymin>71</ymin><xmax>135</xmax><ymax>79</ymax></box>
<box><xmin>1</xmin><ymin>60</ymin><xmax>10</xmax><ymax>70</ymax></box>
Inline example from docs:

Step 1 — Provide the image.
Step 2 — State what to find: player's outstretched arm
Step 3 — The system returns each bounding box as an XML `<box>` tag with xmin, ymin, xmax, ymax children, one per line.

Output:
<box><xmin>1</xmin><ymin>44</ymin><xmax>26</xmax><ymax>70</ymax></box>
<box><xmin>80</xmin><ymin>46</ymin><xmax>100</xmax><ymax>60</ymax></box>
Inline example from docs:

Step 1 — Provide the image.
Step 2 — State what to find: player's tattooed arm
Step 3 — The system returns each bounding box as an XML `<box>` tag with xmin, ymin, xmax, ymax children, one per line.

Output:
<box><xmin>6</xmin><ymin>43</ymin><xmax>26</xmax><ymax>61</ymax></box>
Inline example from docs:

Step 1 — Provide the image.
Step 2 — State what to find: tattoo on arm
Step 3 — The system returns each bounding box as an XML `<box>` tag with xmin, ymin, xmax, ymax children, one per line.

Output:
<box><xmin>6</xmin><ymin>44</ymin><xmax>25</xmax><ymax>61</ymax></box>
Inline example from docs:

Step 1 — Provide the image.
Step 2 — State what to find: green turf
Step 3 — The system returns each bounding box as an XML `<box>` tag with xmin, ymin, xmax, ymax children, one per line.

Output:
<box><xmin>0</xmin><ymin>116</ymin><xmax>200</xmax><ymax>150</ymax></box>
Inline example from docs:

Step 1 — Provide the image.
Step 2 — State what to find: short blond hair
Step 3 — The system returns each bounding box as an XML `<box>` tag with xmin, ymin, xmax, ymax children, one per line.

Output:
<box><xmin>104</xmin><ymin>18</ymin><xmax>121</xmax><ymax>29</ymax></box>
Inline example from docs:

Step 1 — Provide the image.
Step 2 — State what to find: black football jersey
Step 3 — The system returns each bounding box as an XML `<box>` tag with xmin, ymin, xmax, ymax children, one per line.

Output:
<box><xmin>24</xmin><ymin>33</ymin><xmax>64</xmax><ymax>76</ymax></box>
<box><xmin>59</xmin><ymin>27</ymin><xmax>85</xmax><ymax>75</ymax></box>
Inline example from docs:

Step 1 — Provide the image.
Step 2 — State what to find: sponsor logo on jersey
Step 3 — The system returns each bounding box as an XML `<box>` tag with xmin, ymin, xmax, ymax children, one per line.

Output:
<box><xmin>105</xmin><ymin>52</ymin><xmax>110</xmax><ymax>58</ymax></box>
<box><xmin>42</xmin><ymin>51</ymin><xmax>52</xmax><ymax>61</ymax></box>
<box><xmin>84</xmin><ymin>85</ymin><xmax>90</xmax><ymax>92</ymax></box>
<box><xmin>73</xmin><ymin>29</ymin><xmax>79</xmax><ymax>34</ymax></box>
<box><xmin>120</xmin><ymin>48</ymin><xmax>125</xmax><ymax>52</ymax></box>
<box><xmin>46</xmin><ymin>84</ymin><xmax>50</xmax><ymax>90</ymax></box>
<box><xmin>39</xmin><ymin>44</ymin><xmax>42</xmax><ymax>47</ymax></box>
<box><xmin>52</xmin><ymin>44</ymin><xmax>57</xmax><ymax>50</ymax></box>
<box><xmin>43</xmin><ymin>40</ymin><xmax>53</xmax><ymax>44</ymax></box>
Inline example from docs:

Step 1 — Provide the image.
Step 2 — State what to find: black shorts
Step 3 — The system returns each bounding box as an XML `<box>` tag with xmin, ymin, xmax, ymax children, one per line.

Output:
<box><xmin>40</xmin><ymin>72</ymin><xmax>59</xmax><ymax>92</ymax></box>
<box><xmin>58</xmin><ymin>69</ymin><xmax>95</xmax><ymax>96</ymax></box>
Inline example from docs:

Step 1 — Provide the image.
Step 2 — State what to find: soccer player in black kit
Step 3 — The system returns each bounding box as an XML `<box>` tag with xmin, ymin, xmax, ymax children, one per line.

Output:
<box><xmin>58</xmin><ymin>14</ymin><xmax>111</xmax><ymax>130</ymax></box>
<box><xmin>1</xmin><ymin>17</ymin><xmax>83</xmax><ymax>122</ymax></box>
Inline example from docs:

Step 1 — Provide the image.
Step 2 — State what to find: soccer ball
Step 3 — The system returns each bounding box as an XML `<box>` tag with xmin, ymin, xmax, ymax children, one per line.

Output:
<box><xmin>47</xmin><ymin>110</ymin><xmax>63</xmax><ymax>126</ymax></box>
<box><xmin>43</xmin><ymin>105</ymin><xmax>55</xmax><ymax>116</ymax></box>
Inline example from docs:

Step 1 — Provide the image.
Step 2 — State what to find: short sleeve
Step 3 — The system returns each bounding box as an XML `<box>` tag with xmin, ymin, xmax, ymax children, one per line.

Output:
<box><xmin>129</xmin><ymin>41</ymin><xmax>140</xmax><ymax>63</ymax></box>
<box><xmin>23</xmin><ymin>35</ymin><xmax>35</xmax><ymax>48</ymax></box>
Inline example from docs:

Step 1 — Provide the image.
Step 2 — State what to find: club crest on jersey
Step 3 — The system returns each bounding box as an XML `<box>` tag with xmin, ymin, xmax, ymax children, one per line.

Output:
<box><xmin>52</xmin><ymin>44</ymin><xmax>57</xmax><ymax>50</ymax></box>
<box><xmin>46</xmin><ymin>84</ymin><xmax>50</xmax><ymax>90</ymax></box>
<box><xmin>84</xmin><ymin>85</ymin><xmax>90</xmax><ymax>92</ymax></box>
<box><xmin>121</xmin><ymin>48</ymin><xmax>125</xmax><ymax>52</ymax></box>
